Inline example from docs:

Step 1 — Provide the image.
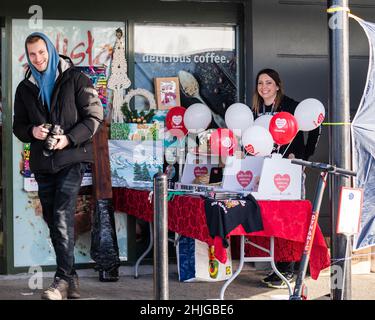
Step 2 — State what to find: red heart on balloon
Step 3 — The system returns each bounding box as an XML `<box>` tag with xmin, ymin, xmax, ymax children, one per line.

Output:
<box><xmin>275</xmin><ymin>118</ymin><xmax>287</xmax><ymax>130</ymax></box>
<box><xmin>209</xmin><ymin>128</ymin><xmax>238</xmax><ymax>156</ymax></box>
<box><xmin>269</xmin><ymin>112</ymin><xmax>298</xmax><ymax>146</ymax></box>
<box><xmin>194</xmin><ymin>166</ymin><xmax>208</xmax><ymax>177</ymax></box>
<box><xmin>172</xmin><ymin>115</ymin><xmax>183</xmax><ymax>126</ymax></box>
<box><xmin>313</xmin><ymin>113</ymin><xmax>325</xmax><ymax>127</ymax></box>
<box><xmin>273</xmin><ymin>174</ymin><xmax>291</xmax><ymax>192</ymax></box>
<box><xmin>166</xmin><ymin>106</ymin><xmax>188</xmax><ymax>138</ymax></box>
<box><xmin>236</xmin><ymin>171</ymin><xmax>253</xmax><ymax>188</ymax></box>
<box><xmin>245</xmin><ymin>144</ymin><xmax>258</xmax><ymax>155</ymax></box>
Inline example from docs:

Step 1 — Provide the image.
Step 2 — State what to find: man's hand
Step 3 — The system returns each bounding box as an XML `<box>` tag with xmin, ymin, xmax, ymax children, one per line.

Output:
<box><xmin>53</xmin><ymin>135</ymin><xmax>70</xmax><ymax>150</ymax></box>
<box><xmin>288</xmin><ymin>153</ymin><xmax>295</xmax><ymax>159</ymax></box>
<box><xmin>32</xmin><ymin>125</ymin><xmax>49</xmax><ymax>140</ymax></box>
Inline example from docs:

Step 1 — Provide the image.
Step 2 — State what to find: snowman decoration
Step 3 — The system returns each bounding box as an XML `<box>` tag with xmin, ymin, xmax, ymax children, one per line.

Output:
<box><xmin>107</xmin><ymin>28</ymin><xmax>131</xmax><ymax>123</ymax></box>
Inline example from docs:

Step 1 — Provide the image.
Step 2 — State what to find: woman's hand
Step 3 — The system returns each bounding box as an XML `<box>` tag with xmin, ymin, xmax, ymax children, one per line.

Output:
<box><xmin>288</xmin><ymin>153</ymin><xmax>295</xmax><ymax>159</ymax></box>
<box><xmin>32</xmin><ymin>125</ymin><xmax>49</xmax><ymax>140</ymax></box>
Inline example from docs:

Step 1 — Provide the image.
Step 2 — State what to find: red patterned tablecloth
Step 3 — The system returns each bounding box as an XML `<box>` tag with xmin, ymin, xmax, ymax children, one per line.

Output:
<box><xmin>113</xmin><ymin>188</ymin><xmax>330</xmax><ymax>280</ymax></box>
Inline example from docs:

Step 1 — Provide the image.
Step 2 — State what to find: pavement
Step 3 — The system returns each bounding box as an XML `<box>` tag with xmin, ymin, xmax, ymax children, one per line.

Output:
<box><xmin>1</xmin><ymin>261</ymin><xmax>375</xmax><ymax>300</ymax></box>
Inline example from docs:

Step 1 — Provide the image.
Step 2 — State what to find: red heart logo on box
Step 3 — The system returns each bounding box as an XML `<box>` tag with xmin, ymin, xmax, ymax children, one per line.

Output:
<box><xmin>273</xmin><ymin>174</ymin><xmax>291</xmax><ymax>192</ymax></box>
<box><xmin>194</xmin><ymin>166</ymin><xmax>208</xmax><ymax>177</ymax></box>
<box><xmin>236</xmin><ymin>170</ymin><xmax>253</xmax><ymax>188</ymax></box>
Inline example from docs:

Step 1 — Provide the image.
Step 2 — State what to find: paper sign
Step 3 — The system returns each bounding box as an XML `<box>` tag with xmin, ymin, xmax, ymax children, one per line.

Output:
<box><xmin>252</xmin><ymin>154</ymin><xmax>302</xmax><ymax>200</ymax></box>
<box><xmin>221</xmin><ymin>156</ymin><xmax>264</xmax><ymax>191</ymax></box>
<box><xmin>337</xmin><ymin>187</ymin><xmax>363</xmax><ymax>235</ymax></box>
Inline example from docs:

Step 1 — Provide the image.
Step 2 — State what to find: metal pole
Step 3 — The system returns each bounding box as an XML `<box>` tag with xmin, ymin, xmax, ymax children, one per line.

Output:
<box><xmin>292</xmin><ymin>172</ymin><xmax>328</xmax><ymax>299</ymax></box>
<box><xmin>328</xmin><ymin>0</ymin><xmax>352</xmax><ymax>300</ymax></box>
<box><xmin>153</xmin><ymin>173</ymin><xmax>169</xmax><ymax>300</ymax></box>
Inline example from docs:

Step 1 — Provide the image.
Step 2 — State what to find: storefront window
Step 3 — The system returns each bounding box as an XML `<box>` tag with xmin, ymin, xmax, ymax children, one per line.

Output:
<box><xmin>132</xmin><ymin>24</ymin><xmax>238</xmax><ymax>250</ymax></box>
<box><xmin>134</xmin><ymin>24</ymin><xmax>237</xmax><ymax>121</ymax></box>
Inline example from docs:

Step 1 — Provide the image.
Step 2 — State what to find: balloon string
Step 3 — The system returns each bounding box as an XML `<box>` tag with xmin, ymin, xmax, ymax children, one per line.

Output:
<box><xmin>282</xmin><ymin>142</ymin><xmax>292</xmax><ymax>158</ymax></box>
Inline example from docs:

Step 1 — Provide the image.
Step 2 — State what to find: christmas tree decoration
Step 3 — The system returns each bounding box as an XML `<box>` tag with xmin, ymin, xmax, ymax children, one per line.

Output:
<box><xmin>107</xmin><ymin>27</ymin><xmax>131</xmax><ymax>123</ymax></box>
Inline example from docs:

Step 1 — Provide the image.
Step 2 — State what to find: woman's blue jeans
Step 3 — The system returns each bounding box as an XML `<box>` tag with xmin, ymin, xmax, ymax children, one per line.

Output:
<box><xmin>35</xmin><ymin>163</ymin><xmax>87</xmax><ymax>281</ymax></box>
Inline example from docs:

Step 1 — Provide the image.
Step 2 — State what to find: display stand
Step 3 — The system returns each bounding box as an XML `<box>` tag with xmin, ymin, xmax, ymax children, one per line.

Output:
<box><xmin>220</xmin><ymin>235</ymin><xmax>293</xmax><ymax>300</ymax></box>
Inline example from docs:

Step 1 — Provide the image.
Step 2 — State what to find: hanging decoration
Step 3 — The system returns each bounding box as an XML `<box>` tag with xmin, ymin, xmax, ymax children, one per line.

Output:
<box><xmin>123</xmin><ymin>88</ymin><xmax>157</xmax><ymax>110</ymax></box>
<box><xmin>121</xmin><ymin>88</ymin><xmax>157</xmax><ymax>123</ymax></box>
<box><xmin>121</xmin><ymin>102</ymin><xmax>156</xmax><ymax>124</ymax></box>
<box><xmin>107</xmin><ymin>27</ymin><xmax>132</xmax><ymax>123</ymax></box>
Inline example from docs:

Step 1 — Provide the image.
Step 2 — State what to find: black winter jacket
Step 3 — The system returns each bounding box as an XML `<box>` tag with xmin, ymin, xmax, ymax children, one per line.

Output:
<box><xmin>256</xmin><ymin>95</ymin><xmax>321</xmax><ymax>160</ymax></box>
<box><xmin>13</xmin><ymin>56</ymin><xmax>104</xmax><ymax>174</ymax></box>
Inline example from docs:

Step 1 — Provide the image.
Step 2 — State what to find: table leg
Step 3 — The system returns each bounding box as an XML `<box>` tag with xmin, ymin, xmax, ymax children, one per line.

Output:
<box><xmin>219</xmin><ymin>235</ymin><xmax>245</xmax><ymax>300</ymax></box>
<box><xmin>134</xmin><ymin>222</ymin><xmax>154</xmax><ymax>279</ymax></box>
<box><xmin>219</xmin><ymin>236</ymin><xmax>293</xmax><ymax>299</ymax></box>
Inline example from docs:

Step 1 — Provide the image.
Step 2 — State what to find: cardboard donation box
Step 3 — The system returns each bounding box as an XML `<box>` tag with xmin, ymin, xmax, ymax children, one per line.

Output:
<box><xmin>176</xmin><ymin>152</ymin><xmax>302</xmax><ymax>200</ymax></box>
<box><xmin>252</xmin><ymin>154</ymin><xmax>302</xmax><ymax>200</ymax></box>
<box><xmin>223</xmin><ymin>154</ymin><xmax>302</xmax><ymax>200</ymax></box>
<box><xmin>175</xmin><ymin>153</ymin><xmax>221</xmax><ymax>192</ymax></box>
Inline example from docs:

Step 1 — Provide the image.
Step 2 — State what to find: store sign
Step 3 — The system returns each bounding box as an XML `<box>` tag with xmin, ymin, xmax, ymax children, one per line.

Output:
<box><xmin>142</xmin><ymin>52</ymin><xmax>231</xmax><ymax>64</ymax></box>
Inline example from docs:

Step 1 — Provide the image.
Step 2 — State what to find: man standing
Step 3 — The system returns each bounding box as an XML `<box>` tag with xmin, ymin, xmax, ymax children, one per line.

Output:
<box><xmin>13</xmin><ymin>32</ymin><xmax>103</xmax><ymax>300</ymax></box>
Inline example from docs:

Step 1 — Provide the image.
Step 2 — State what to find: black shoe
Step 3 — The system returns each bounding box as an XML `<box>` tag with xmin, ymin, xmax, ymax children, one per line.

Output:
<box><xmin>41</xmin><ymin>277</ymin><xmax>69</xmax><ymax>300</ymax></box>
<box><xmin>267</xmin><ymin>272</ymin><xmax>296</xmax><ymax>289</ymax></box>
<box><xmin>261</xmin><ymin>272</ymin><xmax>280</xmax><ymax>284</ymax></box>
<box><xmin>99</xmin><ymin>268</ymin><xmax>119</xmax><ymax>282</ymax></box>
<box><xmin>68</xmin><ymin>274</ymin><xmax>80</xmax><ymax>299</ymax></box>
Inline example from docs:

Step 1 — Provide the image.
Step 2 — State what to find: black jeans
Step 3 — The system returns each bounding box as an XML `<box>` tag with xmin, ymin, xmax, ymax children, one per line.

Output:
<box><xmin>276</xmin><ymin>261</ymin><xmax>301</xmax><ymax>274</ymax></box>
<box><xmin>35</xmin><ymin>163</ymin><xmax>87</xmax><ymax>281</ymax></box>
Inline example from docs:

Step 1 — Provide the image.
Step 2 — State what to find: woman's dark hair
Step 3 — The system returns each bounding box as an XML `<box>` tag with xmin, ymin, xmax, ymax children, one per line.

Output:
<box><xmin>252</xmin><ymin>68</ymin><xmax>284</xmax><ymax>115</ymax></box>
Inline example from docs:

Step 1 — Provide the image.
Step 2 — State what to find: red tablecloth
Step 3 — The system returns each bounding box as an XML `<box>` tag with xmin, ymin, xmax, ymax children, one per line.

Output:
<box><xmin>113</xmin><ymin>188</ymin><xmax>330</xmax><ymax>280</ymax></box>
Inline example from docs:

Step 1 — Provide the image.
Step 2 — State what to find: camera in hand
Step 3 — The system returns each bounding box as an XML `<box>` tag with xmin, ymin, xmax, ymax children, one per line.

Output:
<box><xmin>43</xmin><ymin>123</ymin><xmax>64</xmax><ymax>157</ymax></box>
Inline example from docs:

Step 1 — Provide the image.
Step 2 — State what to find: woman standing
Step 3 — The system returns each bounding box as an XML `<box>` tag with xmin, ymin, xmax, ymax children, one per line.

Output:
<box><xmin>252</xmin><ymin>68</ymin><xmax>321</xmax><ymax>289</ymax></box>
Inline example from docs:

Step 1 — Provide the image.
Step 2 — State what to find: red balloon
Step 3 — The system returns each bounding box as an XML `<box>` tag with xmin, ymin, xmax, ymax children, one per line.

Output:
<box><xmin>210</xmin><ymin>128</ymin><xmax>238</xmax><ymax>156</ymax></box>
<box><xmin>165</xmin><ymin>106</ymin><xmax>188</xmax><ymax>139</ymax></box>
<box><xmin>269</xmin><ymin>112</ymin><xmax>299</xmax><ymax>145</ymax></box>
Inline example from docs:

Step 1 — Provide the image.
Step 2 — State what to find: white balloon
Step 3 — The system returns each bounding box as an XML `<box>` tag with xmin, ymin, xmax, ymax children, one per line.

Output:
<box><xmin>225</xmin><ymin>103</ymin><xmax>254</xmax><ymax>135</ymax></box>
<box><xmin>242</xmin><ymin>125</ymin><xmax>274</xmax><ymax>157</ymax></box>
<box><xmin>183</xmin><ymin>103</ymin><xmax>212</xmax><ymax>134</ymax></box>
<box><xmin>294</xmin><ymin>98</ymin><xmax>325</xmax><ymax>131</ymax></box>
<box><xmin>254</xmin><ymin>114</ymin><xmax>273</xmax><ymax>130</ymax></box>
